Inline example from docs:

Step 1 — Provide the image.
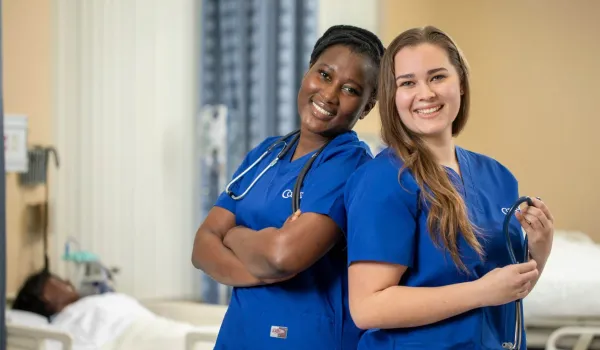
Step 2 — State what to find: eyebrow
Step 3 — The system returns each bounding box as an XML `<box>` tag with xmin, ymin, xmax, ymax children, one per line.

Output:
<box><xmin>395</xmin><ymin>67</ymin><xmax>448</xmax><ymax>81</ymax></box>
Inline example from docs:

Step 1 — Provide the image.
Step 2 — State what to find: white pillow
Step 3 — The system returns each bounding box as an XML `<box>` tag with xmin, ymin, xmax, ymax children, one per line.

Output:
<box><xmin>6</xmin><ymin>309</ymin><xmax>50</xmax><ymax>327</ymax></box>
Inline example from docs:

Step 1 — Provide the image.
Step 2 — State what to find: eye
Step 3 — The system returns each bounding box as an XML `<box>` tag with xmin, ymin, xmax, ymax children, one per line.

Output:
<box><xmin>342</xmin><ymin>86</ymin><xmax>360</xmax><ymax>95</ymax></box>
<box><xmin>319</xmin><ymin>70</ymin><xmax>331</xmax><ymax>81</ymax></box>
<box><xmin>431</xmin><ymin>74</ymin><xmax>446</xmax><ymax>82</ymax></box>
<box><xmin>398</xmin><ymin>81</ymin><xmax>414</xmax><ymax>87</ymax></box>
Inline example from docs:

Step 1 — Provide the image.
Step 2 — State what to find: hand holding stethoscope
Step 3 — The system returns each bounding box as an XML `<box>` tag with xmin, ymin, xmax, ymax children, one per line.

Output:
<box><xmin>515</xmin><ymin>197</ymin><xmax>555</xmax><ymax>265</ymax></box>
<box><xmin>476</xmin><ymin>196</ymin><xmax>555</xmax><ymax>349</ymax></box>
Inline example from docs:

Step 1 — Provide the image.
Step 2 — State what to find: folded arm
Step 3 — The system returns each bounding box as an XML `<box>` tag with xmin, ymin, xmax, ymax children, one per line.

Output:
<box><xmin>191</xmin><ymin>207</ymin><xmax>292</xmax><ymax>286</ymax></box>
<box><xmin>223</xmin><ymin>212</ymin><xmax>341</xmax><ymax>279</ymax></box>
<box><xmin>348</xmin><ymin>261</ymin><xmax>484</xmax><ymax>330</ymax></box>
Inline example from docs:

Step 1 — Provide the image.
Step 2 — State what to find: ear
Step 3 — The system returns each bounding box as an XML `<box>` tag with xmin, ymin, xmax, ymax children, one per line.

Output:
<box><xmin>360</xmin><ymin>99</ymin><xmax>376</xmax><ymax>119</ymax></box>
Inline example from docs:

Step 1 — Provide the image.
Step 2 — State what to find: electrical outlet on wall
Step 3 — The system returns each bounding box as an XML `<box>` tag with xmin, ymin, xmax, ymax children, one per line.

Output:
<box><xmin>4</xmin><ymin>114</ymin><xmax>28</xmax><ymax>173</ymax></box>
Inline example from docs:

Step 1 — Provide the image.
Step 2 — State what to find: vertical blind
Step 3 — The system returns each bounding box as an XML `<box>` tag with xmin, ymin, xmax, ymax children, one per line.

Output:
<box><xmin>54</xmin><ymin>0</ymin><xmax>200</xmax><ymax>300</ymax></box>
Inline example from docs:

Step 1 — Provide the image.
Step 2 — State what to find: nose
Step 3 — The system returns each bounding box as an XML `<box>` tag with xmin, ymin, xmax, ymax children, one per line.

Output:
<box><xmin>320</xmin><ymin>83</ymin><xmax>339</xmax><ymax>105</ymax></box>
<box><xmin>416</xmin><ymin>82</ymin><xmax>436</xmax><ymax>100</ymax></box>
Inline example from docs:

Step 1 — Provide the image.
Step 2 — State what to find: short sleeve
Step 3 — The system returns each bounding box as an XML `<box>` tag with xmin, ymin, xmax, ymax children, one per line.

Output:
<box><xmin>214</xmin><ymin>137</ymin><xmax>277</xmax><ymax>214</ymax></box>
<box><xmin>298</xmin><ymin>146</ymin><xmax>372</xmax><ymax>233</ymax></box>
<box><xmin>213</xmin><ymin>156</ymin><xmax>250</xmax><ymax>214</ymax></box>
<box><xmin>345</xmin><ymin>160</ymin><xmax>419</xmax><ymax>267</ymax></box>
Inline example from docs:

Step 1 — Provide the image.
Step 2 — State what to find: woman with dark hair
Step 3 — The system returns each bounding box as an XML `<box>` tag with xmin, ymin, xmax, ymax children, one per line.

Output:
<box><xmin>12</xmin><ymin>271</ymin><xmax>79</xmax><ymax>321</ymax></box>
<box><xmin>192</xmin><ymin>24</ymin><xmax>385</xmax><ymax>349</ymax></box>
<box><xmin>10</xmin><ymin>271</ymin><xmax>204</xmax><ymax>348</ymax></box>
<box><xmin>345</xmin><ymin>26</ymin><xmax>555</xmax><ymax>349</ymax></box>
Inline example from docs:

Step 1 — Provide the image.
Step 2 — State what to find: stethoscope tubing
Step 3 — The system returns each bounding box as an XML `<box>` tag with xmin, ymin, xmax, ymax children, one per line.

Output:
<box><xmin>225</xmin><ymin>129</ymin><xmax>331</xmax><ymax>213</ymax></box>
<box><xmin>502</xmin><ymin>196</ymin><xmax>533</xmax><ymax>350</ymax></box>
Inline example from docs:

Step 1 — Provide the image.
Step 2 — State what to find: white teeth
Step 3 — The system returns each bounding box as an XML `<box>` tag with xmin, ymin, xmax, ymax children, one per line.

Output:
<box><xmin>312</xmin><ymin>102</ymin><xmax>334</xmax><ymax>116</ymax></box>
<box><xmin>416</xmin><ymin>106</ymin><xmax>442</xmax><ymax>114</ymax></box>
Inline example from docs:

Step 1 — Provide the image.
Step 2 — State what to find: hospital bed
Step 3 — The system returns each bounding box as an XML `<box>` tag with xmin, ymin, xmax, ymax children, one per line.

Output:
<box><xmin>6</xmin><ymin>299</ymin><xmax>227</xmax><ymax>350</ymax></box>
<box><xmin>523</xmin><ymin>231</ymin><xmax>600</xmax><ymax>349</ymax></box>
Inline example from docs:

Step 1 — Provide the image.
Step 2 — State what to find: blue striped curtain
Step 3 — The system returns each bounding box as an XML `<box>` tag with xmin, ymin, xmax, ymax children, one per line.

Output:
<box><xmin>197</xmin><ymin>0</ymin><xmax>318</xmax><ymax>304</ymax></box>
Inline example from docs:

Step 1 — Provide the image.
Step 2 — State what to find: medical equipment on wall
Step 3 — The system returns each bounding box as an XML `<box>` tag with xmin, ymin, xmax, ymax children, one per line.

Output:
<box><xmin>63</xmin><ymin>237</ymin><xmax>118</xmax><ymax>296</ymax></box>
<box><xmin>19</xmin><ymin>146</ymin><xmax>59</xmax><ymax>186</ymax></box>
<box><xmin>225</xmin><ymin>129</ymin><xmax>332</xmax><ymax>213</ymax></box>
<box><xmin>502</xmin><ymin>196</ymin><xmax>534</xmax><ymax>350</ymax></box>
<box><xmin>18</xmin><ymin>146</ymin><xmax>60</xmax><ymax>278</ymax></box>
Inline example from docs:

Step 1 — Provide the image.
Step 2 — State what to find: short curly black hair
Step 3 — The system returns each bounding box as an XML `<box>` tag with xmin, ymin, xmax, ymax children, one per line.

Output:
<box><xmin>12</xmin><ymin>270</ymin><xmax>53</xmax><ymax>320</ymax></box>
<box><xmin>309</xmin><ymin>25</ymin><xmax>385</xmax><ymax>101</ymax></box>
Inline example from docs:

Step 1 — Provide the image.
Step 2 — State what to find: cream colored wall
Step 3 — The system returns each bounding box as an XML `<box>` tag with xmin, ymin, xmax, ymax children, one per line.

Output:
<box><xmin>374</xmin><ymin>0</ymin><xmax>600</xmax><ymax>240</ymax></box>
<box><xmin>3</xmin><ymin>0</ymin><xmax>53</xmax><ymax>295</ymax></box>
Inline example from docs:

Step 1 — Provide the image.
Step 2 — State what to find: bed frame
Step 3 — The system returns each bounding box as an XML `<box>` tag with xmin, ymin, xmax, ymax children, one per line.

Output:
<box><xmin>7</xmin><ymin>324</ymin><xmax>72</xmax><ymax>350</ymax></box>
<box><xmin>6</xmin><ymin>325</ymin><xmax>218</xmax><ymax>350</ymax></box>
<box><xmin>6</xmin><ymin>300</ymin><xmax>226</xmax><ymax>350</ymax></box>
<box><xmin>526</xmin><ymin>318</ymin><xmax>600</xmax><ymax>349</ymax></box>
<box><xmin>10</xmin><ymin>319</ymin><xmax>600</xmax><ymax>350</ymax></box>
<box><xmin>545</xmin><ymin>326</ymin><xmax>600</xmax><ymax>350</ymax></box>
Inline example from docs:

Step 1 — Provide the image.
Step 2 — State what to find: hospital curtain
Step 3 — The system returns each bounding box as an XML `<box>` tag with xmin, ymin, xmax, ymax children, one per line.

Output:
<box><xmin>53</xmin><ymin>0</ymin><xmax>200</xmax><ymax>300</ymax></box>
<box><xmin>198</xmin><ymin>0</ymin><xmax>318</xmax><ymax>304</ymax></box>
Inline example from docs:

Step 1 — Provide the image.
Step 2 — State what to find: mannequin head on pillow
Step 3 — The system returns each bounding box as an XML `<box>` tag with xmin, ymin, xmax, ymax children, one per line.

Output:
<box><xmin>12</xmin><ymin>270</ymin><xmax>81</xmax><ymax>320</ymax></box>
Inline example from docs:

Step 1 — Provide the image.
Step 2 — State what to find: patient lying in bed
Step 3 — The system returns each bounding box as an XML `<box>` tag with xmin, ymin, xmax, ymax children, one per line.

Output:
<box><xmin>11</xmin><ymin>271</ymin><xmax>216</xmax><ymax>350</ymax></box>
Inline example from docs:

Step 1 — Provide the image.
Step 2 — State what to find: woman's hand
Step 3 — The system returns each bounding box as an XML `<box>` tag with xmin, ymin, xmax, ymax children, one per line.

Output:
<box><xmin>516</xmin><ymin>197</ymin><xmax>554</xmax><ymax>262</ymax></box>
<box><xmin>475</xmin><ymin>260</ymin><xmax>539</xmax><ymax>307</ymax></box>
<box><xmin>283</xmin><ymin>210</ymin><xmax>302</xmax><ymax>226</ymax></box>
<box><xmin>222</xmin><ymin>210</ymin><xmax>302</xmax><ymax>249</ymax></box>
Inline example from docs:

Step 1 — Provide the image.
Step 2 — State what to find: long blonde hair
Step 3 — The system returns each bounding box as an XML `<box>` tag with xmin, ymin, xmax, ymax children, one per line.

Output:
<box><xmin>379</xmin><ymin>26</ymin><xmax>482</xmax><ymax>271</ymax></box>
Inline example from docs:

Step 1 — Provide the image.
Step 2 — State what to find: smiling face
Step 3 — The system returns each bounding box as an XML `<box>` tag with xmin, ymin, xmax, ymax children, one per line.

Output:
<box><xmin>393</xmin><ymin>43</ymin><xmax>463</xmax><ymax>142</ymax></box>
<box><xmin>297</xmin><ymin>45</ymin><xmax>377</xmax><ymax>137</ymax></box>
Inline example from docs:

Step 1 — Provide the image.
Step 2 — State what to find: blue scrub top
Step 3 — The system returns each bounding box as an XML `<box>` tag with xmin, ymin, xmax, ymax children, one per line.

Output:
<box><xmin>214</xmin><ymin>130</ymin><xmax>373</xmax><ymax>350</ymax></box>
<box><xmin>345</xmin><ymin>146</ymin><xmax>527</xmax><ymax>350</ymax></box>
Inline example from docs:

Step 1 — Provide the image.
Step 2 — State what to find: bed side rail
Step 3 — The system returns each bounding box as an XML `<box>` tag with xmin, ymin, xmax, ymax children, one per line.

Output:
<box><xmin>7</xmin><ymin>323</ymin><xmax>73</xmax><ymax>350</ymax></box>
<box><xmin>547</xmin><ymin>326</ymin><xmax>600</xmax><ymax>350</ymax></box>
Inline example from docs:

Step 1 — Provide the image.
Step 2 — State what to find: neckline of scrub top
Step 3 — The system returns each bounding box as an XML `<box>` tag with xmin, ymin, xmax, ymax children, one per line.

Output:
<box><xmin>282</xmin><ymin>136</ymin><xmax>318</xmax><ymax>165</ymax></box>
<box><xmin>445</xmin><ymin>146</ymin><xmax>482</xmax><ymax>212</ymax></box>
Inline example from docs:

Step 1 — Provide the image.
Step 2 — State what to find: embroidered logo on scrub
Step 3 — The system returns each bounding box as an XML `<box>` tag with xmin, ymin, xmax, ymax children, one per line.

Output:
<box><xmin>501</xmin><ymin>207</ymin><xmax>521</xmax><ymax>215</ymax></box>
<box><xmin>270</xmin><ymin>325</ymin><xmax>288</xmax><ymax>339</ymax></box>
<box><xmin>281</xmin><ymin>189</ymin><xmax>303</xmax><ymax>199</ymax></box>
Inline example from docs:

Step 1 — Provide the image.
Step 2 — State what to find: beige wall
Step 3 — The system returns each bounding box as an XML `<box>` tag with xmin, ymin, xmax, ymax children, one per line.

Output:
<box><xmin>368</xmin><ymin>0</ymin><xmax>599</xmax><ymax>240</ymax></box>
<box><xmin>3</xmin><ymin>0</ymin><xmax>53</xmax><ymax>295</ymax></box>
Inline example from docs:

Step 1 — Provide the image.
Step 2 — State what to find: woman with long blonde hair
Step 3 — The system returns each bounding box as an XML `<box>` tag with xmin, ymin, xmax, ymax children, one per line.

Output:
<box><xmin>345</xmin><ymin>26</ymin><xmax>554</xmax><ymax>349</ymax></box>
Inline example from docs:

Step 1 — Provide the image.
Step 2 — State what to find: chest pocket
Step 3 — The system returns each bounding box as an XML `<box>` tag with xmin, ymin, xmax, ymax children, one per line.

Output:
<box><xmin>473</xmin><ymin>194</ymin><xmax>526</xmax><ymax>273</ymax></box>
<box><xmin>235</xmin><ymin>162</ymin><xmax>304</xmax><ymax>230</ymax></box>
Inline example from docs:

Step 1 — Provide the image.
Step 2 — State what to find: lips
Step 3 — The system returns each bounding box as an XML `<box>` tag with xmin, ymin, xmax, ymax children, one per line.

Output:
<box><xmin>414</xmin><ymin>105</ymin><xmax>443</xmax><ymax>115</ymax></box>
<box><xmin>310</xmin><ymin>99</ymin><xmax>336</xmax><ymax>119</ymax></box>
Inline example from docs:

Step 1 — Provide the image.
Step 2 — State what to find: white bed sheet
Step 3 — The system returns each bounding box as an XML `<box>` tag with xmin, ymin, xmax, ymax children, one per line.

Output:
<box><xmin>50</xmin><ymin>293</ymin><xmax>153</xmax><ymax>348</ymax></box>
<box><xmin>523</xmin><ymin>232</ymin><xmax>600</xmax><ymax>319</ymax></box>
<box><xmin>7</xmin><ymin>294</ymin><xmax>221</xmax><ymax>350</ymax></box>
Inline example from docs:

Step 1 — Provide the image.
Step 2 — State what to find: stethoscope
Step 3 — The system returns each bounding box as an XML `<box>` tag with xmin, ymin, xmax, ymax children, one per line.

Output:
<box><xmin>225</xmin><ymin>129</ymin><xmax>332</xmax><ymax>213</ymax></box>
<box><xmin>501</xmin><ymin>196</ymin><xmax>534</xmax><ymax>350</ymax></box>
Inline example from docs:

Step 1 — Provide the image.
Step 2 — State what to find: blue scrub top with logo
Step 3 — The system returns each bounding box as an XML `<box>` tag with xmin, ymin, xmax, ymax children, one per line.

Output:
<box><xmin>214</xmin><ymin>130</ymin><xmax>373</xmax><ymax>350</ymax></box>
<box><xmin>345</xmin><ymin>147</ymin><xmax>527</xmax><ymax>350</ymax></box>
